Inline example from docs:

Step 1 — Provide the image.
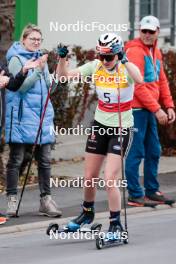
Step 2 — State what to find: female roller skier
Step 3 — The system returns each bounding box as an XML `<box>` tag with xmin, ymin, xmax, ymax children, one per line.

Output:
<box><xmin>57</xmin><ymin>33</ymin><xmax>143</xmax><ymax>237</ymax></box>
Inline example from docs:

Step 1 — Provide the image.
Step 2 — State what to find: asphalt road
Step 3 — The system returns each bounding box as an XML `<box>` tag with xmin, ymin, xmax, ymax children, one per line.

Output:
<box><xmin>0</xmin><ymin>171</ymin><xmax>176</xmax><ymax>227</ymax></box>
<box><xmin>0</xmin><ymin>208</ymin><xmax>176</xmax><ymax>264</ymax></box>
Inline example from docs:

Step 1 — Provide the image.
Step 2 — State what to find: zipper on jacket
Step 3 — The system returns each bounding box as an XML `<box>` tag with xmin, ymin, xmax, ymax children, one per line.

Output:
<box><xmin>149</xmin><ymin>48</ymin><xmax>157</xmax><ymax>80</ymax></box>
<box><xmin>39</xmin><ymin>79</ymin><xmax>43</xmax><ymax>144</ymax></box>
<box><xmin>9</xmin><ymin>107</ymin><xmax>13</xmax><ymax>143</ymax></box>
<box><xmin>18</xmin><ymin>99</ymin><xmax>23</xmax><ymax>123</ymax></box>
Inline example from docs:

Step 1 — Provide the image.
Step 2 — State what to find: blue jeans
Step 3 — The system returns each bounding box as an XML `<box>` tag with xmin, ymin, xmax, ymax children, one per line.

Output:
<box><xmin>125</xmin><ymin>109</ymin><xmax>161</xmax><ymax>198</ymax></box>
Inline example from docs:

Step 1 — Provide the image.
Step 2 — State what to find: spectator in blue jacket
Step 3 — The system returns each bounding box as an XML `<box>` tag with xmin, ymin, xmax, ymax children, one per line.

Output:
<box><xmin>5</xmin><ymin>24</ymin><xmax>61</xmax><ymax>217</ymax></box>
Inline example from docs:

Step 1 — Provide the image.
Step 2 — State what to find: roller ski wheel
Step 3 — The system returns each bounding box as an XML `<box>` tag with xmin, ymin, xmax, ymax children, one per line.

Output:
<box><xmin>46</xmin><ymin>223</ymin><xmax>59</xmax><ymax>235</ymax></box>
<box><xmin>90</xmin><ymin>223</ymin><xmax>102</xmax><ymax>232</ymax></box>
<box><xmin>96</xmin><ymin>234</ymin><xmax>104</xmax><ymax>250</ymax></box>
<box><xmin>123</xmin><ymin>233</ymin><xmax>129</xmax><ymax>244</ymax></box>
<box><xmin>95</xmin><ymin>229</ymin><xmax>129</xmax><ymax>249</ymax></box>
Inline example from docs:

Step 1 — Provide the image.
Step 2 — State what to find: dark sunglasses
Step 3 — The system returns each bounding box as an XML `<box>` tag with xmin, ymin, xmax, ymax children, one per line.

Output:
<box><xmin>141</xmin><ymin>29</ymin><xmax>156</xmax><ymax>35</ymax></box>
<box><xmin>99</xmin><ymin>54</ymin><xmax>115</xmax><ymax>62</ymax></box>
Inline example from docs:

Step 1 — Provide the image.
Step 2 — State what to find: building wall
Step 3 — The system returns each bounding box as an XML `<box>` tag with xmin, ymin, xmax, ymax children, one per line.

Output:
<box><xmin>38</xmin><ymin>0</ymin><xmax>129</xmax><ymax>50</ymax></box>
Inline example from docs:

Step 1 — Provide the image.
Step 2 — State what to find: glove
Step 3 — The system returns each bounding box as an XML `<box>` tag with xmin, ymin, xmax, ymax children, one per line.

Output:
<box><xmin>57</xmin><ymin>44</ymin><xmax>69</xmax><ymax>58</ymax></box>
<box><xmin>111</xmin><ymin>44</ymin><xmax>123</xmax><ymax>54</ymax></box>
<box><xmin>118</xmin><ymin>50</ymin><xmax>128</xmax><ymax>64</ymax></box>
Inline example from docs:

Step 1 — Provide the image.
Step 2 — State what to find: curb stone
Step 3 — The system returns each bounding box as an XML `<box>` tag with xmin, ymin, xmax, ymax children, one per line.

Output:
<box><xmin>0</xmin><ymin>204</ymin><xmax>175</xmax><ymax>235</ymax></box>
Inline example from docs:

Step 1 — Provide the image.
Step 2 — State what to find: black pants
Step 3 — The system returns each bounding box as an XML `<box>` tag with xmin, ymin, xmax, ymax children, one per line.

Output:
<box><xmin>6</xmin><ymin>143</ymin><xmax>51</xmax><ymax>196</ymax></box>
<box><xmin>85</xmin><ymin>120</ymin><xmax>133</xmax><ymax>157</ymax></box>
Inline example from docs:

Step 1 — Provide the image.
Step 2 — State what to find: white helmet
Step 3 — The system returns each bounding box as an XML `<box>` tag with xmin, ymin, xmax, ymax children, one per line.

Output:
<box><xmin>96</xmin><ymin>33</ymin><xmax>124</xmax><ymax>54</ymax></box>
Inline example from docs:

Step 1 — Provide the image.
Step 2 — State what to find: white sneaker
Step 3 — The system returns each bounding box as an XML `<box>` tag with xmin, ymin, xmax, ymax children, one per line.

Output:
<box><xmin>39</xmin><ymin>195</ymin><xmax>62</xmax><ymax>217</ymax></box>
<box><xmin>7</xmin><ymin>195</ymin><xmax>18</xmax><ymax>217</ymax></box>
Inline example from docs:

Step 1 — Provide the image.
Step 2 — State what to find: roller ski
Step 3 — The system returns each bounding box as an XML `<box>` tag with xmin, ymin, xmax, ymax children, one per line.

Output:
<box><xmin>95</xmin><ymin>218</ymin><xmax>128</xmax><ymax>249</ymax></box>
<box><xmin>46</xmin><ymin>206</ymin><xmax>102</xmax><ymax>237</ymax></box>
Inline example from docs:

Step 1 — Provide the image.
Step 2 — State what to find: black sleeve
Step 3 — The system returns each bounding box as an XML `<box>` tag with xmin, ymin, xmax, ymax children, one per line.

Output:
<box><xmin>0</xmin><ymin>64</ymin><xmax>27</xmax><ymax>92</ymax></box>
<box><xmin>6</xmin><ymin>71</ymin><xmax>27</xmax><ymax>91</ymax></box>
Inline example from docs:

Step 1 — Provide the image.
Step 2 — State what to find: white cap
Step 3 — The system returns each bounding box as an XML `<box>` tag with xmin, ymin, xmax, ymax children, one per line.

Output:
<box><xmin>140</xmin><ymin>16</ymin><xmax>160</xmax><ymax>31</ymax></box>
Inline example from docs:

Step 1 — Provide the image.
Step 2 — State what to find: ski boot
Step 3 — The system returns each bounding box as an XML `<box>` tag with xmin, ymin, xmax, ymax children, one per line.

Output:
<box><xmin>67</xmin><ymin>206</ymin><xmax>95</xmax><ymax>232</ymax></box>
<box><xmin>96</xmin><ymin>219</ymin><xmax>128</xmax><ymax>249</ymax></box>
<box><xmin>46</xmin><ymin>206</ymin><xmax>102</xmax><ymax>236</ymax></box>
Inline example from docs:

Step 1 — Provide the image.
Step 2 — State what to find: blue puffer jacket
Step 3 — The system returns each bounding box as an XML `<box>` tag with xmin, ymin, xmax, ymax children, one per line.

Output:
<box><xmin>5</xmin><ymin>42</ymin><xmax>55</xmax><ymax>144</ymax></box>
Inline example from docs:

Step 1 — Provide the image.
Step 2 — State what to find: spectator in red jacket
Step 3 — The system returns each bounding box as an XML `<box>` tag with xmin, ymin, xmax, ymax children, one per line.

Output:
<box><xmin>125</xmin><ymin>15</ymin><xmax>175</xmax><ymax>206</ymax></box>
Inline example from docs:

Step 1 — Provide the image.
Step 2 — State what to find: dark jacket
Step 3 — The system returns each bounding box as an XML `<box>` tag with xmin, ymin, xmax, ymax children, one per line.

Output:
<box><xmin>0</xmin><ymin>62</ymin><xmax>27</xmax><ymax>91</ymax></box>
<box><xmin>0</xmin><ymin>62</ymin><xmax>27</xmax><ymax>129</ymax></box>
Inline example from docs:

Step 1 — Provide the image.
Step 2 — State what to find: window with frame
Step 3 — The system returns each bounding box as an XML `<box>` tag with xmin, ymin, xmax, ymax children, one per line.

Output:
<box><xmin>139</xmin><ymin>0</ymin><xmax>170</xmax><ymax>28</ymax></box>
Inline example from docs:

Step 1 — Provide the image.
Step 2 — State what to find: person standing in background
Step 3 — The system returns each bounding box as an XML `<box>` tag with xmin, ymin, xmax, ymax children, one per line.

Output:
<box><xmin>5</xmin><ymin>24</ymin><xmax>62</xmax><ymax>217</ymax></box>
<box><xmin>0</xmin><ymin>57</ymin><xmax>37</xmax><ymax>224</ymax></box>
<box><xmin>125</xmin><ymin>16</ymin><xmax>175</xmax><ymax>207</ymax></box>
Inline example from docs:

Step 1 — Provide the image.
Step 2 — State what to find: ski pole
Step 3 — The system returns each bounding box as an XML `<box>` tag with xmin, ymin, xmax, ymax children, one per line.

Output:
<box><xmin>15</xmin><ymin>75</ymin><xmax>57</xmax><ymax>217</ymax></box>
<box><xmin>116</xmin><ymin>64</ymin><xmax>128</xmax><ymax>233</ymax></box>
